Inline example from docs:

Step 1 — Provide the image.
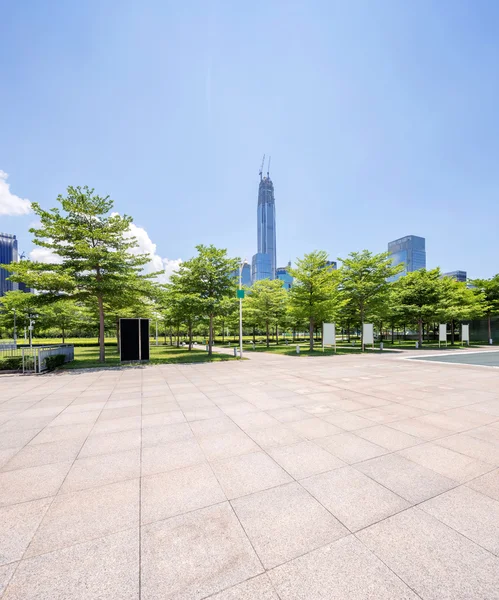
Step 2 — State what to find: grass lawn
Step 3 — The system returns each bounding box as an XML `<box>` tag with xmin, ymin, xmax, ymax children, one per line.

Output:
<box><xmin>60</xmin><ymin>344</ymin><xmax>235</xmax><ymax>370</ymax></box>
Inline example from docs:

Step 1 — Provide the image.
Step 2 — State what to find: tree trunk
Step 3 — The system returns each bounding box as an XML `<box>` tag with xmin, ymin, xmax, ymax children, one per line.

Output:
<box><xmin>169</xmin><ymin>327</ymin><xmax>173</xmax><ymax>346</ymax></box>
<box><xmin>488</xmin><ymin>312</ymin><xmax>492</xmax><ymax>342</ymax></box>
<box><xmin>360</xmin><ymin>305</ymin><xmax>365</xmax><ymax>351</ymax></box>
<box><xmin>418</xmin><ymin>318</ymin><xmax>423</xmax><ymax>346</ymax></box>
<box><xmin>309</xmin><ymin>317</ymin><xmax>314</xmax><ymax>351</ymax></box>
<box><xmin>451</xmin><ymin>319</ymin><xmax>455</xmax><ymax>345</ymax></box>
<box><xmin>176</xmin><ymin>326</ymin><xmax>180</xmax><ymax>348</ymax></box>
<box><xmin>208</xmin><ymin>314</ymin><xmax>213</xmax><ymax>356</ymax></box>
<box><xmin>222</xmin><ymin>320</ymin><xmax>225</xmax><ymax>344</ymax></box>
<box><xmin>97</xmin><ymin>294</ymin><xmax>105</xmax><ymax>362</ymax></box>
<box><xmin>347</xmin><ymin>321</ymin><xmax>351</xmax><ymax>343</ymax></box>
<box><xmin>266</xmin><ymin>322</ymin><xmax>270</xmax><ymax>348</ymax></box>
<box><xmin>276</xmin><ymin>324</ymin><xmax>279</xmax><ymax>345</ymax></box>
<box><xmin>62</xmin><ymin>325</ymin><xmax>65</xmax><ymax>344</ymax></box>
<box><xmin>188</xmin><ymin>323</ymin><xmax>193</xmax><ymax>351</ymax></box>
<box><xmin>116</xmin><ymin>319</ymin><xmax>120</xmax><ymax>351</ymax></box>
<box><xmin>292</xmin><ymin>328</ymin><xmax>296</xmax><ymax>342</ymax></box>
<box><xmin>391</xmin><ymin>323</ymin><xmax>394</xmax><ymax>344</ymax></box>
<box><xmin>252</xmin><ymin>326</ymin><xmax>256</xmax><ymax>344</ymax></box>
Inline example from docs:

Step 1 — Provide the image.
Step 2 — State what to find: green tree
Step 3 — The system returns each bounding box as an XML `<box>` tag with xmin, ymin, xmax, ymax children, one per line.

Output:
<box><xmin>438</xmin><ymin>278</ymin><xmax>485</xmax><ymax>344</ymax></box>
<box><xmin>339</xmin><ymin>250</ymin><xmax>403</xmax><ymax>349</ymax></box>
<box><xmin>41</xmin><ymin>299</ymin><xmax>85</xmax><ymax>343</ymax></box>
<box><xmin>170</xmin><ymin>245</ymin><xmax>239</xmax><ymax>356</ymax></box>
<box><xmin>2</xmin><ymin>186</ymin><xmax>159</xmax><ymax>362</ymax></box>
<box><xmin>245</xmin><ymin>279</ymin><xmax>288</xmax><ymax>347</ymax></box>
<box><xmin>0</xmin><ymin>291</ymin><xmax>40</xmax><ymax>341</ymax></box>
<box><xmin>288</xmin><ymin>251</ymin><xmax>343</xmax><ymax>351</ymax></box>
<box><xmin>470</xmin><ymin>275</ymin><xmax>499</xmax><ymax>343</ymax></box>
<box><xmin>390</xmin><ymin>268</ymin><xmax>443</xmax><ymax>346</ymax></box>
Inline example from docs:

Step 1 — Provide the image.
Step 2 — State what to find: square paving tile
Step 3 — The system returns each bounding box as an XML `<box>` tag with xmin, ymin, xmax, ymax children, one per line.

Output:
<box><xmin>315</xmin><ymin>432</ymin><xmax>387</xmax><ymax>464</ymax></box>
<box><xmin>420</xmin><ymin>486</ymin><xmax>499</xmax><ymax>555</ymax></box>
<box><xmin>141</xmin><ymin>438</ymin><xmax>206</xmax><ymax>476</ymax></box>
<box><xmin>141</xmin><ymin>502</ymin><xmax>263</xmax><ymax>600</ymax></box>
<box><xmin>266</xmin><ymin>407</ymin><xmax>310</xmax><ymax>423</ymax></box>
<box><xmin>268</xmin><ymin>441</ymin><xmax>344</xmax><ymax>479</ymax></box>
<box><xmin>288</xmin><ymin>418</ymin><xmax>343</xmax><ymax>440</ymax></box>
<box><xmin>247</xmin><ymin>425</ymin><xmax>304</xmax><ymax>449</ymax></box>
<box><xmin>467</xmin><ymin>468</ymin><xmax>499</xmax><ymax>501</ymax></box>
<box><xmin>25</xmin><ymin>478</ymin><xmax>140</xmax><ymax>557</ymax></box>
<box><xmin>354</xmin><ymin>424</ymin><xmax>421</xmax><ymax>451</ymax></box>
<box><xmin>0</xmin><ymin>563</ymin><xmax>16</xmax><ymax>597</ymax></box>
<box><xmin>209</xmin><ymin>574</ymin><xmax>279</xmax><ymax>599</ymax></box>
<box><xmin>301</xmin><ymin>466</ymin><xmax>410</xmax><ymax>531</ymax></box>
<box><xmin>398</xmin><ymin>442</ymin><xmax>492</xmax><ymax>483</ymax></box>
<box><xmin>269</xmin><ymin>534</ymin><xmax>419</xmax><ymax>599</ymax></box>
<box><xmin>232</xmin><ymin>482</ymin><xmax>347</xmax><ymax>568</ymax></box>
<box><xmin>198</xmin><ymin>430</ymin><xmax>259</xmax><ymax>461</ymax></box>
<box><xmin>141</xmin><ymin>463</ymin><xmax>226</xmax><ymax>524</ymax></box>
<box><xmin>141</xmin><ymin>423</ymin><xmax>193</xmax><ymax>448</ymax></box>
<box><xmin>436</xmin><ymin>433</ymin><xmax>499</xmax><ymax>465</ymax></box>
<box><xmin>321</xmin><ymin>411</ymin><xmax>375</xmax><ymax>431</ymax></box>
<box><xmin>91</xmin><ymin>415</ymin><xmax>142</xmax><ymax>435</ymax></box>
<box><xmin>2</xmin><ymin>528</ymin><xmax>139</xmax><ymax>600</ymax></box>
<box><xmin>358</xmin><ymin>507</ymin><xmax>499</xmax><ymax>600</ymax></box>
<box><xmin>189</xmin><ymin>416</ymin><xmax>239</xmax><ymax>437</ymax></box>
<box><xmin>79</xmin><ymin>429</ymin><xmax>141</xmax><ymax>458</ymax></box>
<box><xmin>60</xmin><ymin>448</ymin><xmax>141</xmax><ymax>493</ymax></box>
<box><xmin>1</xmin><ymin>438</ymin><xmax>83</xmax><ymax>472</ymax></box>
<box><xmin>0</xmin><ymin>497</ymin><xmax>52</xmax><ymax>565</ymax></box>
<box><xmin>0</xmin><ymin>461</ymin><xmax>72</xmax><ymax>507</ymax></box>
<box><xmin>388</xmin><ymin>417</ymin><xmax>450</xmax><ymax>440</ymax></box>
<box><xmin>211</xmin><ymin>451</ymin><xmax>293</xmax><ymax>499</ymax></box>
<box><xmin>356</xmin><ymin>453</ymin><xmax>456</xmax><ymax>503</ymax></box>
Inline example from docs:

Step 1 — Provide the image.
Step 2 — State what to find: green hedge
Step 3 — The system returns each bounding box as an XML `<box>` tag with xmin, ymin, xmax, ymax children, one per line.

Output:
<box><xmin>44</xmin><ymin>354</ymin><xmax>66</xmax><ymax>371</ymax></box>
<box><xmin>0</xmin><ymin>356</ymin><xmax>34</xmax><ymax>371</ymax></box>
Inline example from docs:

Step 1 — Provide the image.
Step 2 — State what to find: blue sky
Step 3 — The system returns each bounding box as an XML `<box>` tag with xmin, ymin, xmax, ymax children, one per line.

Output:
<box><xmin>1</xmin><ymin>0</ymin><xmax>499</xmax><ymax>278</ymax></box>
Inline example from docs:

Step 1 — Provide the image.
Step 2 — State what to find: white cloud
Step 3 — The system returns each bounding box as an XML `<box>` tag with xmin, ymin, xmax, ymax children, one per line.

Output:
<box><xmin>29</xmin><ymin>247</ymin><xmax>63</xmax><ymax>264</ymax></box>
<box><xmin>0</xmin><ymin>171</ymin><xmax>31</xmax><ymax>216</ymax></box>
<box><xmin>123</xmin><ymin>219</ymin><xmax>182</xmax><ymax>283</ymax></box>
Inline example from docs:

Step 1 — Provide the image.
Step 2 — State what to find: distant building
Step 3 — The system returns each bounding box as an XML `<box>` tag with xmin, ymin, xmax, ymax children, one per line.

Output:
<box><xmin>388</xmin><ymin>235</ymin><xmax>426</xmax><ymax>281</ymax></box>
<box><xmin>443</xmin><ymin>270</ymin><xmax>467</xmax><ymax>283</ymax></box>
<box><xmin>0</xmin><ymin>233</ymin><xmax>19</xmax><ymax>297</ymax></box>
<box><xmin>325</xmin><ymin>260</ymin><xmax>337</xmax><ymax>270</ymax></box>
<box><xmin>276</xmin><ymin>262</ymin><xmax>293</xmax><ymax>291</ymax></box>
<box><xmin>241</xmin><ymin>263</ymin><xmax>252</xmax><ymax>287</ymax></box>
<box><xmin>252</xmin><ymin>160</ymin><xmax>277</xmax><ymax>282</ymax></box>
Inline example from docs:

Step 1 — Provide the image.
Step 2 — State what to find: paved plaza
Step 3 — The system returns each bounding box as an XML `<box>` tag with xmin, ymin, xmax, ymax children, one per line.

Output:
<box><xmin>1</xmin><ymin>350</ymin><xmax>499</xmax><ymax>599</ymax></box>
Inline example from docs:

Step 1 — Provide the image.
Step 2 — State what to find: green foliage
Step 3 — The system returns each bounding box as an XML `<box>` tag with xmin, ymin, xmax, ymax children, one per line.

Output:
<box><xmin>245</xmin><ymin>279</ymin><xmax>288</xmax><ymax>347</ymax></box>
<box><xmin>0</xmin><ymin>356</ymin><xmax>23</xmax><ymax>370</ymax></box>
<box><xmin>289</xmin><ymin>251</ymin><xmax>343</xmax><ymax>350</ymax></box>
<box><xmin>339</xmin><ymin>250</ymin><xmax>403</xmax><ymax>347</ymax></box>
<box><xmin>2</xmin><ymin>186</ymin><xmax>161</xmax><ymax>361</ymax></box>
<box><xmin>44</xmin><ymin>354</ymin><xmax>66</xmax><ymax>370</ymax></box>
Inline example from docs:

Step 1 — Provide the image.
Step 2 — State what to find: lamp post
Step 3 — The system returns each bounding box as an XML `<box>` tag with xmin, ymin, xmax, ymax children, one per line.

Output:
<box><xmin>13</xmin><ymin>309</ymin><xmax>17</xmax><ymax>346</ymax></box>
<box><xmin>238</xmin><ymin>260</ymin><xmax>247</xmax><ymax>360</ymax></box>
<box><xmin>29</xmin><ymin>319</ymin><xmax>35</xmax><ymax>349</ymax></box>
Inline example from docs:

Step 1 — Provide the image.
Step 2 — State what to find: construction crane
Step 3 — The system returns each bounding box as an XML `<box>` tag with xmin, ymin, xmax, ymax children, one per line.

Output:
<box><xmin>259</xmin><ymin>154</ymin><xmax>265</xmax><ymax>180</ymax></box>
<box><xmin>267</xmin><ymin>156</ymin><xmax>271</xmax><ymax>177</ymax></box>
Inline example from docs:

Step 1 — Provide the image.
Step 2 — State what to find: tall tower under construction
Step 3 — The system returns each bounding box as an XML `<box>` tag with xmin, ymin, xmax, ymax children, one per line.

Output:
<box><xmin>252</xmin><ymin>156</ymin><xmax>277</xmax><ymax>282</ymax></box>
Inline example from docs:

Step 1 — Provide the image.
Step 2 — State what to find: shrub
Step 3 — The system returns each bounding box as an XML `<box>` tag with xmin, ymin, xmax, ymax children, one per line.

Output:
<box><xmin>0</xmin><ymin>356</ymin><xmax>23</xmax><ymax>370</ymax></box>
<box><xmin>44</xmin><ymin>354</ymin><xmax>66</xmax><ymax>371</ymax></box>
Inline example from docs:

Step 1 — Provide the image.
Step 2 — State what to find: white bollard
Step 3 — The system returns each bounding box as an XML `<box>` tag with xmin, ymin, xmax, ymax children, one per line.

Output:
<box><xmin>379</xmin><ymin>342</ymin><xmax>383</xmax><ymax>351</ymax></box>
<box><xmin>233</xmin><ymin>348</ymin><xmax>237</xmax><ymax>357</ymax></box>
<box><xmin>490</xmin><ymin>338</ymin><xmax>493</xmax><ymax>345</ymax></box>
<box><xmin>296</xmin><ymin>345</ymin><xmax>300</xmax><ymax>355</ymax></box>
<box><xmin>206</xmin><ymin>345</ymin><xmax>209</xmax><ymax>352</ymax></box>
<box><xmin>415</xmin><ymin>341</ymin><xmax>419</xmax><ymax>349</ymax></box>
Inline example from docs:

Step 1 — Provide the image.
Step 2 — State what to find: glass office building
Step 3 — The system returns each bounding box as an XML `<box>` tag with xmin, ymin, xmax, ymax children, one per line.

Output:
<box><xmin>388</xmin><ymin>235</ymin><xmax>426</xmax><ymax>280</ymax></box>
<box><xmin>252</xmin><ymin>170</ymin><xmax>276</xmax><ymax>282</ymax></box>
<box><xmin>443</xmin><ymin>270</ymin><xmax>467</xmax><ymax>283</ymax></box>
<box><xmin>276</xmin><ymin>262</ymin><xmax>293</xmax><ymax>290</ymax></box>
<box><xmin>0</xmin><ymin>233</ymin><xmax>19</xmax><ymax>297</ymax></box>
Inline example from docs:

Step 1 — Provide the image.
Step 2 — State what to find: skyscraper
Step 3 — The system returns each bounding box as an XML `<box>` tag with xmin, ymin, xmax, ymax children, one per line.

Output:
<box><xmin>0</xmin><ymin>233</ymin><xmax>19</xmax><ymax>297</ymax></box>
<box><xmin>443</xmin><ymin>270</ymin><xmax>467</xmax><ymax>283</ymax></box>
<box><xmin>276</xmin><ymin>262</ymin><xmax>293</xmax><ymax>290</ymax></box>
<box><xmin>252</xmin><ymin>158</ymin><xmax>277</xmax><ymax>282</ymax></box>
<box><xmin>388</xmin><ymin>235</ymin><xmax>426</xmax><ymax>280</ymax></box>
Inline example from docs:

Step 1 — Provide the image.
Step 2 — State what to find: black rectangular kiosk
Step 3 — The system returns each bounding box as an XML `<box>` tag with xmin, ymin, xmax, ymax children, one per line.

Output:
<box><xmin>119</xmin><ymin>318</ymin><xmax>150</xmax><ymax>361</ymax></box>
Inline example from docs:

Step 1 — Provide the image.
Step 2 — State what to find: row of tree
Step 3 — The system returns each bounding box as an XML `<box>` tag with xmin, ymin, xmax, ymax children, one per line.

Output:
<box><xmin>2</xmin><ymin>186</ymin><xmax>499</xmax><ymax>360</ymax></box>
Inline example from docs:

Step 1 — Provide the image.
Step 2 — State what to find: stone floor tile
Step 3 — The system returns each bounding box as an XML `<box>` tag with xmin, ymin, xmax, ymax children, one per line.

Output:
<box><xmin>1</xmin><ymin>438</ymin><xmax>83</xmax><ymax>472</ymax></box>
<box><xmin>183</xmin><ymin>406</ymin><xmax>225</xmax><ymax>422</ymax></box>
<box><xmin>29</xmin><ymin>423</ymin><xmax>94</xmax><ymax>445</ymax></box>
<box><xmin>211</xmin><ymin>451</ymin><xmax>293</xmax><ymax>499</ymax></box>
<box><xmin>3</xmin><ymin>528</ymin><xmax>139</xmax><ymax>600</ymax></box>
<box><xmin>198</xmin><ymin>429</ymin><xmax>259</xmax><ymax>461</ymax></box>
<box><xmin>141</xmin><ymin>502</ymin><xmax>263</xmax><ymax>600</ymax></box>
<box><xmin>247</xmin><ymin>425</ymin><xmax>303</xmax><ymax>449</ymax></box>
<box><xmin>141</xmin><ymin>422</ymin><xmax>193</xmax><ymax>448</ymax></box>
<box><xmin>141</xmin><ymin>438</ymin><xmax>206</xmax><ymax>477</ymax></box>
<box><xmin>269</xmin><ymin>534</ymin><xmax>419</xmax><ymax>599</ymax></box>
<box><xmin>141</xmin><ymin>411</ymin><xmax>184</xmax><ymax>428</ymax></box>
<box><xmin>435</xmin><ymin>433</ymin><xmax>499</xmax><ymax>465</ymax></box>
<box><xmin>288</xmin><ymin>418</ymin><xmax>343</xmax><ymax>440</ymax></box>
<box><xmin>230</xmin><ymin>411</ymin><xmax>281</xmax><ymax>431</ymax></box>
<box><xmin>0</xmin><ymin>428</ymin><xmax>42</xmax><ymax>451</ymax></box>
<box><xmin>302</xmin><ymin>465</ymin><xmax>410</xmax><ymax>531</ymax></box>
<box><xmin>398</xmin><ymin>442</ymin><xmax>493</xmax><ymax>483</ymax></box>
<box><xmin>232</xmin><ymin>481</ymin><xmax>347</xmax><ymax>568</ymax></box>
<box><xmin>357</xmin><ymin>507</ymin><xmax>499</xmax><ymax>600</ymax></box>
<box><xmin>0</xmin><ymin>563</ymin><xmax>17</xmax><ymax>597</ymax></box>
<box><xmin>467</xmin><ymin>468</ymin><xmax>499</xmax><ymax>501</ymax></box>
<box><xmin>91</xmin><ymin>415</ymin><xmax>142</xmax><ymax>434</ymax></box>
<box><xmin>388</xmin><ymin>418</ymin><xmax>451</xmax><ymax>440</ymax></box>
<box><xmin>0</xmin><ymin>461</ymin><xmax>72</xmax><ymax>507</ymax></box>
<box><xmin>0</xmin><ymin>448</ymin><xmax>18</xmax><ymax>470</ymax></box>
<box><xmin>420</xmin><ymin>486</ymin><xmax>499</xmax><ymax>555</ymax></box>
<box><xmin>321</xmin><ymin>411</ymin><xmax>375</xmax><ymax>431</ymax></box>
<box><xmin>356</xmin><ymin>453</ymin><xmax>456</xmax><ymax>503</ymax></box>
<box><xmin>190</xmin><ymin>416</ymin><xmax>239</xmax><ymax>438</ymax></box>
<box><xmin>25</xmin><ymin>478</ymin><xmax>139</xmax><ymax>557</ymax></box>
<box><xmin>466</xmin><ymin>424</ymin><xmax>499</xmax><ymax>444</ymax></box>
<box><xmin>315</xmin><ymin>432</ymin><xmax>387</xmax><ymax>464</ymax></box>
<box><xmin>353</xmin><ymin>404</ymin><xmax>425</xmax><ymax>423</ymax></box>
<box><xmin>60</xmin><ymin>448</ymin><xmax>140</xmax><ymax>493</ymax></box>
<box><xmin>79</xmin><ymin>429</ymin><xmax>141</xmax><ymax>458</ymax></box>
<box><xmin>220</xmin><ymin>402</ymin><xmax>260</xmax><ymax>416</ymax></box>
<box><xmin>141</xmin><ymin>463</ymin><xmax>225</xmax><ymax>524</ymax></box>
<box><xmin>354</xmin><ymin>424</ymin><xmax>421</xmax><ymax>451</ymax></box>
<box><xmin>209</xmin><ymin>574</ymin><xmax>279</xmax><ymax>599</ymax></box>
<box><xmin>98</xmin><ymin>406</ymin><xmax>141</xmax><ymax>421</ymax></box>
<box><xmin>268</xmin><ymin>440</ymin><xmax>344</xmax><ymax>479</ymax></box>
<box><xmin>0</xmin><ymin>497</ymin><xmax>52</xmax><ymax>565</ymax></box>
<box><xmin>266</xmin><ymin>407</ymin><xmax>311</xmax><ymax>423</ymax></box>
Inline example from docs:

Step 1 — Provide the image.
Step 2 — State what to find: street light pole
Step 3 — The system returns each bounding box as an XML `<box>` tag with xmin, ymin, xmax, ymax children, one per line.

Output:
<box><xmin>239</xmin><ymin>260</ymin><xmax>246</xmax><ymax>360</ymax></box>
<box><xmin>13</xmin><ymin>309</ymin><xmax>17</xmax><ymax>346</ymax></box>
